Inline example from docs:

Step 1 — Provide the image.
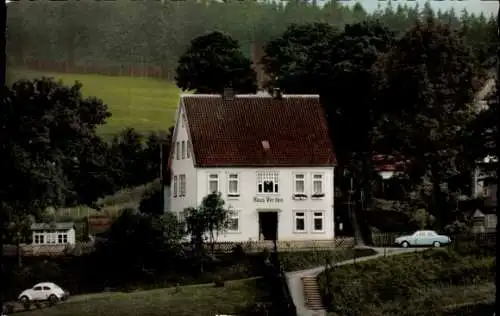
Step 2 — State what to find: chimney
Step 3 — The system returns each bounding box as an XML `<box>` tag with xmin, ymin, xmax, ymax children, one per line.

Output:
<box><xmin>223</xmin><ymin>86</ymin><xmax>234</xmax><ymax>101</ymax></box>
<box><xmin>273</xmin><ymin>88</ymin><xmax>283</xmax><ymax>100</ymax></box>
<box><xmin>261</xmin><ymin>140</ymin><xmax>270</xmax><ymax>164</ymax></box>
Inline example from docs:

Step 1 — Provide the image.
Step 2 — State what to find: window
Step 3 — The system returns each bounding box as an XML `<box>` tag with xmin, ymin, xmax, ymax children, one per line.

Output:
<box><xmin>294</xmin><ymin>174</ymin><xmax>306</xmax><ymax>196</ymax></box>
<box><xmin>43</xmin><ymin>286</ymin><xmax>50</xmax><ymax>291</ymax></box>
<box><xmin>312</xmin><ymin>211</ymin><xmax>325</xmax><ymax>232</ymax></box>
<box><xmin>293</xmin><ymin>211</ymin><xmax>306</xmax><ymax>233</ymax></box>
<box><xmin>58</xmin><ymin>233</ymin><xmax>68</xmax><ymax>244</ymax></box>
<box><xmin>208</xmin><ymin>174</ymin><xmax>219</xmax><ymax>193</ymax></box>
<box><xmin>173</xmin><ymin>175</ymin><xmax>178</xmax><ymax>197</ymax></box>
<box><xmin>257</xmin><ymin>171</ymin><xmax>279</xmax><ymax>193</ymax></box>
<box><xmin>483</xmin><ymin>186</ymin><xmax>490</xmax><ymax>197</ymax></box>
<box><xmin>181</xmin><ymin>141</ymin><xmax>186</xmax><ymax>159</ymax></box>
<box><xmin>34</xmin><ymin>234</ymin><xmax>44</xmax><ymax>244</ymax></box>
<box><xmin>34</xmin><ymin>286</ymin><xmax>42</xmax><ymax>291</ymax></box>
<box><xmin>227</xmin><ymin>211</ymin><xmax>240</xmax><ymax>233</ymax></box>
<box><xmin>312</xmin><ymin>174</ymin><xmax>325</xmax><ymax>197</ymax></box>
<box><xmin>187</xmin><ymin>140</ymin><xmax>191</xmax><ymax>158</ymax></box>
<box><xmin>179</xmin><ymin>174</ymin><xmax>186</xmax><ymax>197</ymax></box>
<box><xmin>228</xmin><ymin>173</ymin><xmax>239</xmax><ymax>197</ymax></box>
<box><xmin>176</xmin><ymin>141</ymin><xmax>180</xmax><ymax>160</ymax></box>
<box><xmin>486</xmin><ymin>214</ymin><xmax>497</xmax><ymax>227</ymax></box>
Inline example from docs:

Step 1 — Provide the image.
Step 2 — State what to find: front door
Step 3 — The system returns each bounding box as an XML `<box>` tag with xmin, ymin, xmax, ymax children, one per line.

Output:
<box><xmin>259</xmin><ymin>212</ymin><xmax>278</xmax><ymax>241</ymax></box>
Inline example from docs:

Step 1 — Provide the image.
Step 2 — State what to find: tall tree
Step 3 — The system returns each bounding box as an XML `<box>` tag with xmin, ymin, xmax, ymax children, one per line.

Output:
<box><xmin>0</xmin><ymin>78</ymin><xmax>113</xmax><ymax>313</ymax></box>
<box><xmin>262</xmin><ymin>21</ymin><xmax>395</xmax><ymax>244</ymax></box>
<box><xmin>377</xmin><ymin>19</ymin><xmax>479</xmax><ymax>227</ymax></box>
<box><xmin>175</xmin><ymin>31</ymin><xmax>257</xmax><ymax>93</ymax></box>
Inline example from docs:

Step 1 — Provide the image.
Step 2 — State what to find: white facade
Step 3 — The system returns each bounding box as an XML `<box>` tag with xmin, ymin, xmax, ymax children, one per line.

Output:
<box><xmin>31</xmin><ymin>228</ymin><xmax>76</xmax><ymax>245</ymax></box>
<box><xmin>168</xmin><ymin>104</ymin><xmax>335</xmax><ymax>242</ymax></box>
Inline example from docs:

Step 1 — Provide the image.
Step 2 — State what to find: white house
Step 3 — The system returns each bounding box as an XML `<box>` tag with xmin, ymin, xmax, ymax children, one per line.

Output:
<box><xmin>30</xmin><ymin>222</ymin><xmax>76</xmax><ymax>245</ymax></box>
<box><xmin>166</xmin><ymin>91</ymin><xmax>337</xmax><ymax>242</ymax></box>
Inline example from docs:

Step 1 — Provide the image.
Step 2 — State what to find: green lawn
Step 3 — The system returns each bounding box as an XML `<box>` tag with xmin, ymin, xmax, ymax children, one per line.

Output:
<box><xmin>18</xmin><ymin>278</ymin><xmax>266</xmax><ymax>316</ymax></box>
<box><xmin>9</xmin><ymin>68</ymin><xmax>183</xmax><ymax>138</ymax></box>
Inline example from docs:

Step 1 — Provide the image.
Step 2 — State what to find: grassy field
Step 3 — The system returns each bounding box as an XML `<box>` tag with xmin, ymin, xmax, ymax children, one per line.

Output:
<box><xmin>9</xmin><ymin>68</ymin><xmax>182</xmax><ymax>138</ymax></box>
<box><xmin>18</xmin><ymin>278</ymin><xmax>266</xmax><ymax>316</ymax></box>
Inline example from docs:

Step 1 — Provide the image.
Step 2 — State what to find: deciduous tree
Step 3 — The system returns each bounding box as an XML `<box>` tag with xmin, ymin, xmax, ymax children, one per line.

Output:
<box><xmin>377</xmin><ymin>19</ymin><xmax>479</xmax><ymax>227</ymax></box>
<box><xmin>175</xmin><ymin>31</ymin><xmax>257</xmax><ymax>94</ymax></box>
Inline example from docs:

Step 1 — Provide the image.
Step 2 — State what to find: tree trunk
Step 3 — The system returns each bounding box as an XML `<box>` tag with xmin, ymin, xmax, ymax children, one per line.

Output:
<box><xmin>0</xmin><ymin>212</ymin><xmax>6</xmax><ymax>316</ymax></box>
<box><xmin>430</xmin><ymin>164</ymin><xmax>447</xmax><ymax>228</ymax></box>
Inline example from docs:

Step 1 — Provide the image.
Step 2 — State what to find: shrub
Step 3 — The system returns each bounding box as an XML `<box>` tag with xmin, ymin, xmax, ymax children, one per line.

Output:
<box><xmin>23</xmin><ymin>301</ymin><xmax>31</xmax><ymax>311</ymax></box>
<box><xmin>4</xmin><ymin>303</ymin><xmax>15</xmax><ymax>314</ymax></box>
<box><xmin>214</xmin><ymin>276</ymin><xmax>225</xmax><ymax>288</ymax></box>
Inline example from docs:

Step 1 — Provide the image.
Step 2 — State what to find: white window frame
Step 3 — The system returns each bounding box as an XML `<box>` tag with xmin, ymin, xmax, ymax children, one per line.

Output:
<box><xmin>34</xmin><ymin>233</ymin><xmax>45</xmax><ymax>245</ymax></box>
<box><xmin>227</xmin><ymin>173</ymin><xmax>240</xmax><ymax>197</ymax></box>
<box><xmin>176</xmin><ymin>141</ymin><xmax>180</xmax><ymax>160</ymax></box>
<box><xmin>312</xmin><ymin>211</ymin><xmax>325</xmax><ymax>233</ymax></box>
<box><xmin>179</xmin><ymin>174</ymin><xmax>186</xmax><ymax>197</ymax></box>
<box><xmin>173</xmin><ymin>175</ymin><xmax>178</xmax><ymax>197</ymax></box>
<box><xmin>293</xmin><ymin>173</ymin><xmax>306</xmax><ymax>197</ymax></box>
<box><xmin>486</xmin><ymin>214</ymin><xmax>497</xmax><ymax>227</ymax></box>
<box><xmin>293</xmin><ymin>211</ymin><xmax>307</xmax><ymax>233</ymax></box>
<box><xmin>312</xmin><ymin>173</ymin><xmax>325</xmax><ymax>198</ymax></box>
<box><xmin>187</xmin><ymin>140</ymin><xmax>191</xmax><ymax>159</ymax></box>
<box><xmin>208</xmin><ymin>174</ymin><xmax>219</xmax><ymax>194</ymax></box>
<box><xmin>181</xmin><ymin>141</ymin><xmax>186</xmax><ymax>159</ymax></box>
<box><xmin>57</xmin><ymin>233</ymin><xmax>68</xmax><ymax>244</ymax></box>
<box><xmin>227</xmin><ymin>210</ymin><xmax>240</xmax><ymax>233</ymax></box>
<box><xmin>257</xmin><ymin>171</ymin><xmax>279</xmax><ymax>194</ymax></box>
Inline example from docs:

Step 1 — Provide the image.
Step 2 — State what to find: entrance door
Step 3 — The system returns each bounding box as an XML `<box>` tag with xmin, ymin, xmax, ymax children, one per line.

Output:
<box><xmin>259</xmin><ymin>212</ymin><xmax>278</xmax><ymax>241</ymax></box>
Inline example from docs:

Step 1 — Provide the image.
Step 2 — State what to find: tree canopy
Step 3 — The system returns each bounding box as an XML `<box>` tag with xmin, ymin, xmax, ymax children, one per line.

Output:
<box><xmin>175</xmin><ymin>31</ymin><xmax>257</xmax><ymax>94</ymax></box>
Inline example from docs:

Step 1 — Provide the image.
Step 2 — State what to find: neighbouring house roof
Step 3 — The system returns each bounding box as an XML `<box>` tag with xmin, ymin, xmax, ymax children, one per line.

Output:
<box><xmin>31</xmin><ymin>222</ymin><xmax>74</xmax><ymax>231</ymax></box>
<box><xmin>373</xmin><ymin>154</ymin><xmax>408</xmax><ymax>173</ymax></box>
<box><xmin>181</xmin><ymin>94</ymin><xmax>336</xmax><ymax>167</ymax></box>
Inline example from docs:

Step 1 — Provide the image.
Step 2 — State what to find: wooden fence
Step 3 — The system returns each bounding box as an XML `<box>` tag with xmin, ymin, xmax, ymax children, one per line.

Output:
<box><xmin>11</xmin><ymin>59</ymin><xmax>175</xmax><ymax>80</ymax></box>
<box><xmin>3</xmin><ymin>237</ymin><xmax>355</xmax><ymax>257</ymax></box>
<box><xmin>200</xmin><ymin>237</ymin><xmax>355</xmax><ymax>254</ymax></box>
<box><xmin>3</xmin><ymin>242</ymin><xmax>95</xmax><ymax>257</ymax></box>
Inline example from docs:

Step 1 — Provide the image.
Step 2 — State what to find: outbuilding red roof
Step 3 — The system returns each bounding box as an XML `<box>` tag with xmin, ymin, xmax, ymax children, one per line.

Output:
<box><xmin>181</xmin><ymin>94</ymin><xmax>336</xmax><ymax>167</ymax></box>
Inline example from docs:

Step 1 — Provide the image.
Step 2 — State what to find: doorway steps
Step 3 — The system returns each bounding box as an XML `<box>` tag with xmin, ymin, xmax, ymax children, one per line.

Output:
<box><xmin>302</xmin><ymin>276</ymin><xmax>325</xmax><ymax>310</ymax></box>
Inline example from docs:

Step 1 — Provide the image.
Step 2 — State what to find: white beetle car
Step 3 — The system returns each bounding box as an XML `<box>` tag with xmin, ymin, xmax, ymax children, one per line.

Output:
<box><xmin>18</xmin><ymin>282</ymin><xmax>69</xmax><ymax>303</ymax></box>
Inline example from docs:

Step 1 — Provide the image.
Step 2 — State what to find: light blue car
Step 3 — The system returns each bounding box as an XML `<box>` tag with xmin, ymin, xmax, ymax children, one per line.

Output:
<box><xmin>394</xmin><ymin>230</ymin><xmax>451</xmax><ymax>248</ymax></box>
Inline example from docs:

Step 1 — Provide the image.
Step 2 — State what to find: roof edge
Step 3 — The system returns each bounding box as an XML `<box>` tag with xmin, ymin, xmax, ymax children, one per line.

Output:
<box><xmin>181</xmin><ymin>94</ymin><xmax>320</xmax><ymax>98</ymax></box>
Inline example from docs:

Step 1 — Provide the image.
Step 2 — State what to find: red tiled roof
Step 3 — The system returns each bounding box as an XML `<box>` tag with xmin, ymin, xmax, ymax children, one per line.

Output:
<box><xmin>373</xmin><ymin>153</ymin><xmax>407</xmax><ymax>172</ymax></box>
<box><xmin>182</xmin><ymin>94</ymin><xmax>336</xmax><ymax>167</ymax></box>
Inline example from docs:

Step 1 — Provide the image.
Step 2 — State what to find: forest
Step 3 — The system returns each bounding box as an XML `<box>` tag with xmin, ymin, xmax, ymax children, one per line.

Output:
<box><xmin>6</xmin><ymin>0</ymin><xmax>497</xmax><ymax>77</ymax></box>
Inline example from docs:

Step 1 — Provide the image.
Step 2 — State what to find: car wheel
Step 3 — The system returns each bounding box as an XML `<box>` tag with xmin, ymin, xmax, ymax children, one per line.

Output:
<box><xmin>48</xmin><ymin>294</ymin><xmax>60</xmax><ymax>305</ymax></box>
<box><xmin>19</xmin><ymin>295</ymin><xmax>29</xmax><ymax>303</ymax></box>
<box><xmin>433</xmin><ymin>241</ymin><xmax>441</xmax><ymax>248</ymax></box>
<box><xmin>401</xmin><ymin>241</ymin><xmax>410</xmax><ymax>248</ymax></box>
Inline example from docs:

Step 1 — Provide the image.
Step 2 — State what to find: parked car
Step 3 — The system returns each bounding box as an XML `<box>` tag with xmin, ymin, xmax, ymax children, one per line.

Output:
<box><xmin>18</xmin><ymin>282</ymin><xmax>69</xmax><ymax>304</ymax></box>
<box><xmin>394</xmin><ymin>230</ymin><xmax>451</xmax><ymax>248</ymax></box>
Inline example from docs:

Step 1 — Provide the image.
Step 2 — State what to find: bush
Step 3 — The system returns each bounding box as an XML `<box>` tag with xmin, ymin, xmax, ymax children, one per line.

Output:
<box><xmin>318</xmin><ymin>248</ymin><xmax>495</xmax><ymax>315</ymax></box>
<box><xmin>4</xmin><ymin>303</ymin><xmax>15</xmax><ymax>314</ymax></box>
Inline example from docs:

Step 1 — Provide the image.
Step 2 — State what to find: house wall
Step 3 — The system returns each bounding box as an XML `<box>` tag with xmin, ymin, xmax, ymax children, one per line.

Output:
<box><xmin>189</xmin><ymin>166</ymin><xmax>335</xmax><ymax>242</ymax></box>
<box><xmin>169</xmin><ymin>104</ymin><xmax>198</xmax><ymax>214</ymax></box>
